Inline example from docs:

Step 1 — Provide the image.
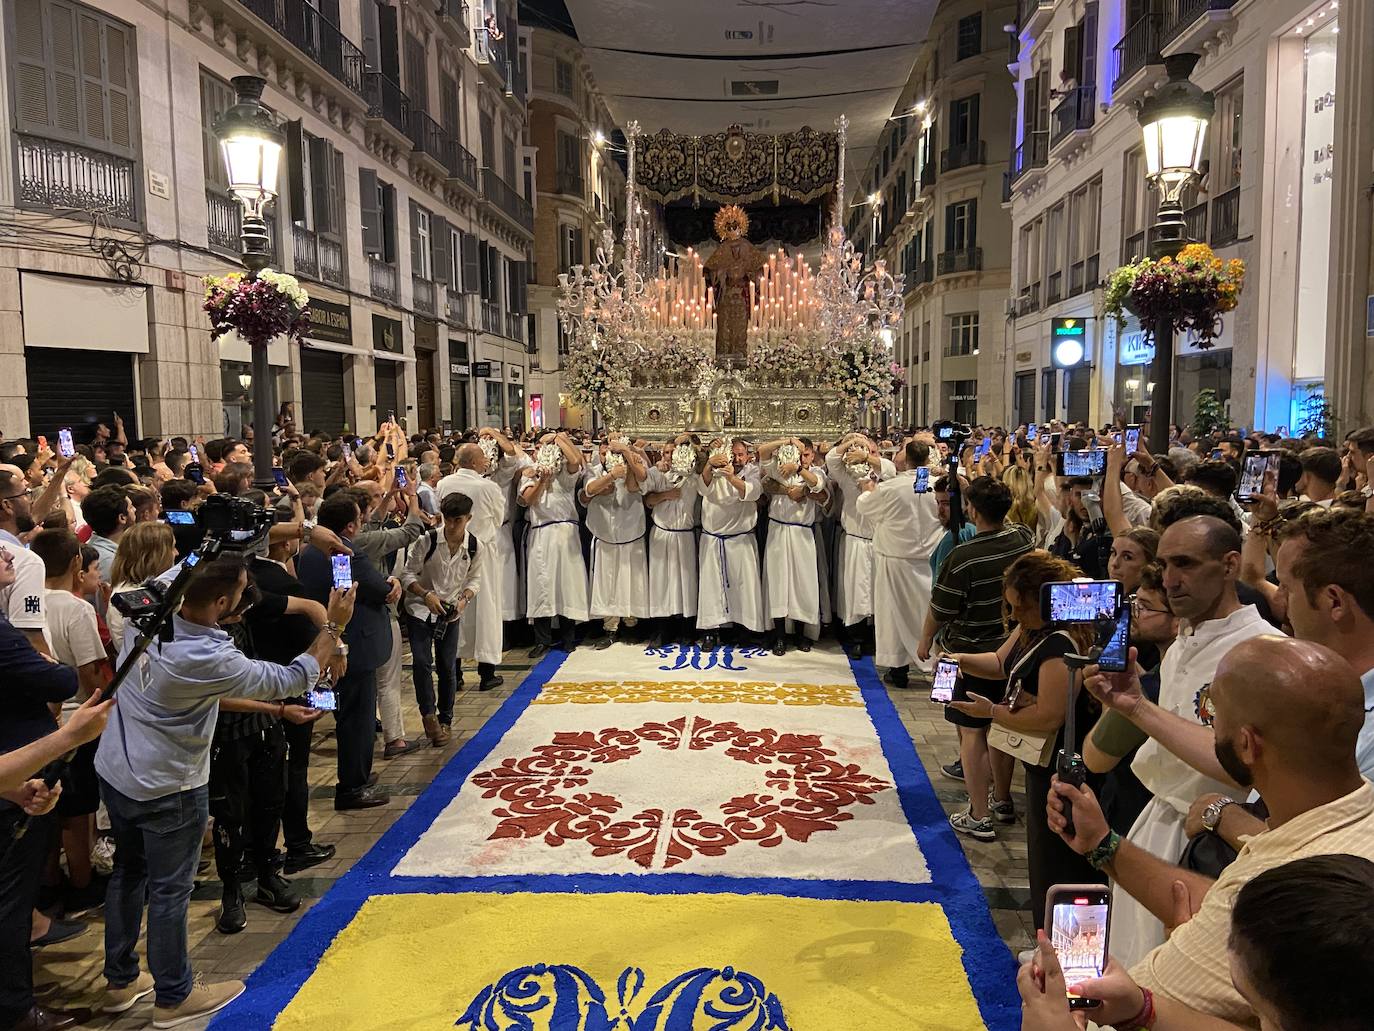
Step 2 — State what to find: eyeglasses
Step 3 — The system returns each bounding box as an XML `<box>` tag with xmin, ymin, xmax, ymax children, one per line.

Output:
<box><xmin>1130</xmin><ymin>596</ymin><xmax>1170</xmax><ymax>617</ymax></box>
<box><xmin>0</xmin><ymin>488</ymin><xmax>33</xmax><ymax>501</ymax></box>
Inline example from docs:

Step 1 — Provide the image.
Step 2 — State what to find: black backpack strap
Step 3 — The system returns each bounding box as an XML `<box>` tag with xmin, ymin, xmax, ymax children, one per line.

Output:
<box><xmin>467</xmin><ymin>534</ymin><xmax>479</xmax><ymax>559</ymax></box>
<box><xmin>423</xmin><ymin>527</ymin><xmax>440</xmax><ymax>564</ymax></box>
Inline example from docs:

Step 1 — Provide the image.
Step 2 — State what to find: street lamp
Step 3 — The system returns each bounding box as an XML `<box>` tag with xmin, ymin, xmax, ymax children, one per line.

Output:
<box><xmin>214</xmin><ymin>74</ymin><xmax>285</xmax><ymax>491</ymax></box>
<box><xmin>1137</xmin><ymin>53</ymin><xmax>1213</xmax><ymax>451</ymax></box>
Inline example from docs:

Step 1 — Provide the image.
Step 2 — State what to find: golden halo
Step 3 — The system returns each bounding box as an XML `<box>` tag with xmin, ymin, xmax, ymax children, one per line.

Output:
<box><xmin>713</xmin><ymin>204</ymin><xmax>749</xmax><ymax>240</ymax></box>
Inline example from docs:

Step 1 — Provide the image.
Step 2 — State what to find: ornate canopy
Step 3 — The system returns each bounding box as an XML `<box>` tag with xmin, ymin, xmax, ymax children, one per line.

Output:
<box><xmin>633</xmin><ymin>125</ymin><xmax>839</xmax><ymax>206</ymax></box>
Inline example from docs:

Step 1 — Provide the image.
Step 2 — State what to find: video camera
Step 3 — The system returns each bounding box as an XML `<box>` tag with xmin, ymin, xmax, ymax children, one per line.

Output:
<box><xmin>931</xmin><ymin>420</ymin><xmax>972</xmax><ymax>448</ymax></box>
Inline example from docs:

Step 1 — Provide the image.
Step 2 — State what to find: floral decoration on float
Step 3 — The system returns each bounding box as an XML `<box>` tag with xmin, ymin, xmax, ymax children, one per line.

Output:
<box><xmin>203</xmin><ymin>268</ymin><xmax>310</xmax><ymax>348</ymax></box>
<box><xmin>1103</xmin><ymin>243</ymin><xmax>1245</xmax><ymax>348</ymax></box>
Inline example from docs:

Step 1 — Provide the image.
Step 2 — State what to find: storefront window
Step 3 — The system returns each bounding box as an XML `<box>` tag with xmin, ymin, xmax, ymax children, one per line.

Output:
<box><xmin>450</xmin><ymin>376</ymin><xmax>469</xmax><ymax>430</ymax></box>
<box><xmin>220</xmin><ymin>360</ymin><xmax>252</xmax><ymax>439</ymax></box>
<box><xmin>1175</xmin><ymin>351</ymin><xmax>1233</xmax><ymax>427</ymax></box>
<box><xmin>484</xmin><ymin>380</ymin><xmax>504</xmax><ymax>428</ymax></box>
<box><xmin>507</xmin><ymin>384</ymin><xmax>525</xmax><ymax>432</ymax></box>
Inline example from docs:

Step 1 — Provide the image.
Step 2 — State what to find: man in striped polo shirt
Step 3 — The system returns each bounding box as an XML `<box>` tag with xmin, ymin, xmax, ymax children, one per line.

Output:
<box><xmin>918</xmin><ymin>476</ymin><xmax>1033</xmax><ymax>840</ymax></box>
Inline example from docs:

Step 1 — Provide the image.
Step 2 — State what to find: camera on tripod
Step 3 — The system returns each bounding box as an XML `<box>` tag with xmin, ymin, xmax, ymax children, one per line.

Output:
<box><xmin>931</xmin><ymin>419</ymin><xmax>972</xmax><ymax>448</ymax></box>
<box><xmin>198</xmin><ymin>493</ymin><xmax>277</xmax><ymax>545</ymax></box>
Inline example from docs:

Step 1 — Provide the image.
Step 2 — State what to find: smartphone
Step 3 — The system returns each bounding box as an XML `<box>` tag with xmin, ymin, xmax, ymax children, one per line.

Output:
<box><xmin>1124</xmin><ymin>424</ymin><xmax>1141</xmax><ymax>455</ymax></box>
<box><xmin>57</xmin><ymin>428</ymin><xmax>75</xmax><ymax>458</ymax></box>
<box><xmin>1236</xmin><ymin>451</ymin><xmax>1280</xmax><ymax>504</ymax></box>
<box><xmin>1097</xmin><ymin>606</ymin><xmax>1132</xmax><ymax>673</ymax></box>
<box><xmin>386</xmin><ymin>442</ymin><xmax>396</xmax><ymax>460</ymax></box>
<box><xmin>1056</xmin><ymin>449</ymin><xmax>1107</xmax><ymax>477</ymax></box>
<box><xmin>331</xmin><ymin>553</ymin><xmax>353</xmax><ymax>590</ymax></box>
<box><xmin>1041</xmin><ymin>579</ymin><xmax>1122</xmax><ymax>623</ymax></box>
<box><xmin>163</xmin><ymin>509</ymin><xmax>196</xmax><ymax>526</ymax></box>
<box><xmin>1026</xmin><ymin>423</ymin><xmax>1038</xmax><ymax>442</ymax></box>
<box><xmin>185</xmin><ymin>463</ymin><xmax>205</xmax><ymax>485</ymax></box>
<box><xmin>306</xmin><ymin>687</ymin><xmax>338</xmax><ymax>712</ymax></box>
<box><xmin>976</xmin><ymin>437</ymin><xmax>992</xmax><ymax>458</ymax></box>
<box><xmin>914</xmin><ymin>466</ymin><xmax>930</xmax><ymax>494</ymax></box>
<box><xmin>189</xmin><ymin>444</ymin><xmax>200</xmax><ymax>464</ymax></box>
<box><xmin>272</xmin><ymin>468</ymin><xmax>288</xmax><ymax>487</ymax></box>
<box><xmin>341</xmin><ymin>442</ymin><xmax>352</xmax><ymax>462</ymax></box>
<box><xmin>1112</xmin><ymin>432</ymin><xmax>1122</xmax><ymax>444</ymax></box>
<box><xmin>388</xmin><ymin>410</ymin><xmax>396</xmax><ymax>426</ymax></box>
<box><xmin>935</xmin><ymin>423</ymin><xmax>956</xmax><ymax>442</ymax></box>
<box><xmin>1046</xmin><ymin>884</ymin><xmax>1111</xmax><ymax>1010</ymax></box>
<box><xmin>1048</xmin><ymin>431</ymin><xmax>1062</xmax><ymax>451</ymax></box>
<box><xmin>1211</xmin><ymin>448</ymin><xmax>1224</xmax><ymax>461</ymax></box>
<box><xmin>395</xmin><ymin>466</ymin><xmax>408</xmax><ymax>488</ymax></box>
<box><xmin>930</xmin><ymin>658</ymin><xmax>959</xmax><ymax>704</ymax></box>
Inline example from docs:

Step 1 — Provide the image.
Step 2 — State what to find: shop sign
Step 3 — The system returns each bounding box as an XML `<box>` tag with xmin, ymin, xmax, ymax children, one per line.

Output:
<box><xmin>473</xmin><ymin>361</ymin><xmax>492</xmax><ymax>378</ymax></box>
<box><xmin>309</xmin><ymin>298</ymin><xmax>352</xmax><ymax>346</ymax></box>
<box><xmin>450</xmin><ymin>363</ymin><xmax>471</xmax><ymax>377</ymax></box>
<box><xmin>1119</xmin><ymin>330</ymin><xmax>1155</xmax><ymax>366</ymax></box>
<box><xmin>372</xmin><ymin>314</ymin><xmax>402</xmax><ymax>353</ymax></box>
<box><xmin>508</xmin><ymin>366</ymin><xmax>522</xmax><ymax>384</ymax></box>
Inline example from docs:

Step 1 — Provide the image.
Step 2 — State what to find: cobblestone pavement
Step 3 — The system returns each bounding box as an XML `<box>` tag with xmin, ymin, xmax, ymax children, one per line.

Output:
<box><xmin>34</xmin><ymin>647</ymin><xmax>1033</xmax><ymax>1029</ymax></box>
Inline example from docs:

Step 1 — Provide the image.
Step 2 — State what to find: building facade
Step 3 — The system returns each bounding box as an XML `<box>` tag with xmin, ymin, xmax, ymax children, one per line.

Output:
<box><xmin>1005</xmin><ymin>0</ymin><xmax>1374</xmax><ymax>435</ymax></box>
<box><xmin>0</xmin><ymin>0</ymin><xmax>535</xmax><ymax>443</ymax></box>
<box><xmin>522</xmin><ymin>6</ymin><xmax>624</xmax><ymax>431</ymax></box>
<box><xmin>850</xmin><ymin>0</ymin><xmax>1018</xmax><ymax>429</ymax></box>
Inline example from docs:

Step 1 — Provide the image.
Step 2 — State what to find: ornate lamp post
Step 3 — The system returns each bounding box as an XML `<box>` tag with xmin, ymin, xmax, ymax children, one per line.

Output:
<box><xmin>1137</xmin><ymin>54</ymin><xmax>1213</xmax><ymax>451</ymax></box>
<box><xmin>214</xmin><ymin>75</ymin><xmax>285</xmax><ymax>490</ymax></box>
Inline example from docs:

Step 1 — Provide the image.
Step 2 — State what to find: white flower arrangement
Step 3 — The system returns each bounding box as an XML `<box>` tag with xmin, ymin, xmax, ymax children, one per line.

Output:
<box><xmin>603</xmin><ymin>450</ymin><xmax>626</xmax><ymax>472</ymax></box>
<box><xmin>710</xmin><ymin>439</ymin><xmax>731</xmax><ymax>463</ymax></box>
<box><xmin>478</xmin><ymin>437</ymin><xmax>501</xmax><ymax>469</ymax></box>
<box><xmin>775</xmin><ymin>442</ymin><xmax>803</xmax><ymax>486</ymax></box>
<box><xmin>536</xmin><ymin>443</ymin><xmax>563</xmax><ymax>473</ymax></box>
<box><xmin>670</xmin><ymin>443</ymin><xmax>697</xmax><ymax>475</ymax></box>
<box><xmin>258</xmin><ymin>269</ymin><xmax>309</xmax><ymax>309</ymax></box>
<box><xmin>846</xmin><ymin>460</ymin><xmax>873</xmax><ymax>481</ymax></box>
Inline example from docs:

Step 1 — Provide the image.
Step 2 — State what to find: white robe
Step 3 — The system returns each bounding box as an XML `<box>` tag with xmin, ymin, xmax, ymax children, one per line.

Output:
<box><xmin>763</xmin><ymin>462</ymin><xmax>826</xmax><ymax>631</ymax></box>
<box><xmin>436</xmin><ymin>467</ymin><xmax>507</xmax><ymax>665</ymax></box>
<box><xmin>826</xmin><ymin>450</ymin><xmax>896</xmax><ymax>625</ymax></box>
<box><xmin>522</xmin><ymin>467</ymin><xmax>589</xmax><ymax>622</ymax></box>
<box><xmin>584</xmin><ymin>466</ymin><xmax>649</xmax><ymax>619</ymax></box>
<box><xmin>856</xmin><ymin>468</ymin><xmax>944</xmax><ymax>669</ymax></box>
<box><xmin>696</xmin><ymin>464</ymin><xmax>767</xmax><ymax>632</ymax></box>
<box><xmin>492</xmin><ymin>452</ymin><xmax>532</xmax><ymax>620</ymax></box>
<box><xmin>645</xmin><ymin>467</ymin><xmax>699</xmax><ymax>618</ymax></box>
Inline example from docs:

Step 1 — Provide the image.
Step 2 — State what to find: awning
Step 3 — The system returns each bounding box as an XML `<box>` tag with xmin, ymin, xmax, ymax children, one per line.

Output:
<box><xmin>216</xmin><ymin>331</ymin><xmax>291</xmax><ymax>367</ymax></box>
<box><xmin>373</xmin><ymin>350</ymin><xmax>416</xmax><ymax>363</ymax></box>
<box><xmin>21</xmin><ymin>272</ymin><xmax>149</xmax><ymax>354</ymax></box>
<box><xmin>304</xmin><ymin>339</ymin><xmax>371</xmax><ymax>358</ymax></box>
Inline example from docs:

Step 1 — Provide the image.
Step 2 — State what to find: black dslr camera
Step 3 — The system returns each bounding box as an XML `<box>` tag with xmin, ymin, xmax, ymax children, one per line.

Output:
<box><xmin>931</xmin><ymin>419</ymin><xmax>972</xmax><ymax>447</ymax></box>
<box><xmin>199</xmin><ymin>493</ymin><xmax>276</xmax><ymax>547</ymax></box>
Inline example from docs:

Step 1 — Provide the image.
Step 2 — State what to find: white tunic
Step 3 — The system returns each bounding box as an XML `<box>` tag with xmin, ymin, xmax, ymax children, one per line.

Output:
<box><xmin>522</xmin><ymin>467</ymin><xmax>590</xmax><ymax>622</ymax></box>
<box><xmin>763</xmin><ymin>461</ymin><xmax>826</xmax><ymax>628</ymax></box>
<box><xmin>645</xmin><ymin>467</ymin><xmax>699</xmax><ymax>618</ymax></box>
<box><xmin>492</xmin><ymin>451</ymin><xmax>533</xmax><ymax>620</ymax></box>
<box><xmin>825</xmin><ymin>449</ymin><xmax>896</xmax><ymax>625</ymax></box>
<box><xmin>583</xmin><ymin>465</ymin><xmax>649</xmax><ymax>619</ymax></box>
<box><xmin>856</xmin><ymin>469</ymin><xmax>944</xmax><ymax>669</ymax></box>
<box><xmin>696</xmin><ymin>464</ymin><xmax>767</xmax><ymax>632</ymax></box>
<box><xmin>436</xmin><ymin>467</ymin><xmax>507</xmax><ymax>665</ymax></box>
<box><xmin>1111</xmin><ymin>605</ymin><xmax>1273</xmax><ymax>968</ymax></box>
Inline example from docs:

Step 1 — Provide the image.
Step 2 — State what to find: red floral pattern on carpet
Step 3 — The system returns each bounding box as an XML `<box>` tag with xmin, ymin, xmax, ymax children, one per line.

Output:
<box><xmin>469</xmin><ymin>717</ymin><xmax>892</xmax><ymax>869</ymax></box>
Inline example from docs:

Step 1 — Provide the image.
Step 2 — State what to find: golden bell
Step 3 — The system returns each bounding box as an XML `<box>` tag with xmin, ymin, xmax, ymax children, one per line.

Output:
<box><xmin>686</xmin><ymin>396</ymin><xmax>720</xmax><ymax>434</ymax></box>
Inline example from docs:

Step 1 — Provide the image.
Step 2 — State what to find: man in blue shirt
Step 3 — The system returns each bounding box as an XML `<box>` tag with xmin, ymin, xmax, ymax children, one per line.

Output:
<box><xmin>94</xmin><ymin>553</ymin><xmax>354</xmax><ymax>1028</ymax></box>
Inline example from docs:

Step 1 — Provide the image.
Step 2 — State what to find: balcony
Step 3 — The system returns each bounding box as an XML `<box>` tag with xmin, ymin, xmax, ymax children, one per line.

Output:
<box><xmin>436</xmin><ymin>0</ymin><xmax>469</xmax><ymax>41</ymax></box>
<box><xmin>1008</xmin><ymin>130</ymin><xmax>1049</xmax><ymax>186</ymax></box>
<box><xmin>1124</xmin><ymin>229</ymin><xmax>1147</xmax><ymax>264</ymax></box>
<box><xmin>906</xmin><ymin>257</ymin><xmax>933</xmax><ymax>291</ymax></box>
<box><xmin>1047</xmin><ymin>270</ymin><xmax>1064</xmax><ymax>304</ymax></box>
<box><xmin>364</xmin><ymin>70</ymin><xmax>409</xmax><ymax>137</ymax></box>
<box><xmin>1018</xmin><ymin>0</ymin><xmax>1054</xmax><ymax>37</ymax></box>
<box><xmin>555</xmin><ymin>168</ymin><xmax>585</xmax><ymax>198</ymax></box>
<box><xmin>936</xmin><ymin>247</ymin><xmax>982</xmax><ymax>276</ymax></box>
<box><xmin>1068</xmin><ymin>254</ymin><xmax>1099</xmax><ymax>296</ymax></box>
<box><xmin>1161</xmin><ymin>0</ymin><xmax>1237</xmax><ymax>54</ymax></box>
<box><xmin>206</xmin><ymin>188</ymin><xmax>277</xmax><ymax>260</ymax></box>
<box><xmin>1018</xmin><ymin>281</ymin><xmax>1041</xmax><ymax>315</ymax></box>
<box><xmin>1113</xmin><ymin>14</ymin><xmax>1164</xmax><ymax>99</ymax></box>
<box><xmin>412</xmin><ymin>276</ymin><xmax>436</xmax><ymax>316</ymax></box>
<box><xmin>232</xmin><ymin>0</ymin><xmax>365</xmax><ymax>98</ymax></box>
<box><xmin>918</xmin><ymin>161</ymin><xmax>936</xmax><ymax>192</ymax></box>
<box><xmin>1210</xmin><ymin>186</ymin><xmax>1240</xmax><ymax>247</ymax></box>
<box><xmin>1050</xmin><ymin>86</ymin><xmax>1096</xmax><ymax>150</ymax></box>
<box><xmin>482</xmin><ymin>168</ymin><xmax>534</xmax><ymax>233</ymax></box>
<box><xmin>1184</xmin><ymin>200</ymin><xmax>1208</xmax><ymax>244</ymax></box>
<box><xmin>1002</xmin><ymin>171</ymin><xmax>1013</xmax><ymax>204</ymax></box>
<box><xmin>292</xmin><ymin>224</ymin><xmax>318</xmax><ymax>279</ymax></box>
<box><xmin>940</xmin><ymin>140</ymin><xmax>987</xmax><ymax>173</ymax></box>
<box><xmin>481</xmin><ymin>300</ymin><xmax>503</xmax><ymax>335</ymax></box>
<box><xmin>318</xmin><ymin>236</ymin><xmax>345</xmax><ymax>287</ymax></box>
<box><xmin>15</xmin><ymin>134</ymin><xmax>138</xmax><ymax>225</ymax></box>
<box><xmin>407</xmin><ymin>109</ymin><xmax>448</xmax><ymax>176</ymax></box>
<box><xmin>444</xmin><ymin>288</ymin><xmax>474</xmax><ymax>329</ymax></box>
<box><xmin>369</xmin><ymin>257</ymin><xmax>398</xmax><ymax>304</ymax></box>
<box><xmin>505</xmin><ymin>312</ymin><xmax>525</xmax><ymax>343</ymax></box>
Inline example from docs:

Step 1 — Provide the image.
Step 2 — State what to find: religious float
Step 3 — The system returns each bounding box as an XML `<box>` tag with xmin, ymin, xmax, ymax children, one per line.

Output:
<box><xmin>556</xmin><ymin>118</ymin><xmax>904</xmax><ymax>440</ymax></box>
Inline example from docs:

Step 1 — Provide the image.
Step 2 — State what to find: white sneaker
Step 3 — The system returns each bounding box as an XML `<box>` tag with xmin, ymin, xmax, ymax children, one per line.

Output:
<box><xmin>988</xmin><ymin>792</ymin><xmax>1017</xmax><ymax>824</ymax></box>
<box><xmin>948</xmin><ymin>807</ymin><xmax>996</xmax><ymax>842</ymax></box>
<box><xmin>152</xmin><ymin>974</ymin><xmax>245</xmax><ymax>1028</ymax></box>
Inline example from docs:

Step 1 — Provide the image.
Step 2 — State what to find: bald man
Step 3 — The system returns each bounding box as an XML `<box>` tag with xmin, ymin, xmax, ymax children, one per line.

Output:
<box><xmin>436</xmin><ymin>444</ymin><xmax>507</xmax><ymax>689</ymax></box>
<box><xmin>1048</xmin><ymin>635</ymin><xmax>1374</xmax><ymax>1026</ymax></box>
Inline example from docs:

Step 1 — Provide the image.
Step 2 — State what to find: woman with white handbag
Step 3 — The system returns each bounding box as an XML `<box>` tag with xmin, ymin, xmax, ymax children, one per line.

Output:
<box><xmin>947</xmin><ymin>551</ymin><xmax>1107</xmax><ymax>929</ymax></box>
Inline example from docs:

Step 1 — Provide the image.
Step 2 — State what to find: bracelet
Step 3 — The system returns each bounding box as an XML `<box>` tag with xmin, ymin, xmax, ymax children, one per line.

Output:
<box><xmin>1087</xmin><ymin>829</ymin><xmax>1122</xmax><ymax>871</ymax></box>
<box><xmin>1113</xmin><ymin>987</ymin><xmax>1155</xmax><ymax>1030</ymax></box>
<box><xmin>323</xmin><ymin>621</ymin><xmax>343</xmax><ymax>639</ymax></box>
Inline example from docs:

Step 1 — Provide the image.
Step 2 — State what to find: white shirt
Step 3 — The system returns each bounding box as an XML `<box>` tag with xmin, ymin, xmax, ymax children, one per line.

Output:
<box><xmin>493</xmin><ymin>451</ymin><xmax>534</xmax><ymax>525</ymax></box>
<box><xmin>42</xmin><ymin>588</ymin><xmax>105</xmax><ymax>671</ymax></box>
<box><xmin>582</xmin><ymin>465</ymin><xmax>646</xmax><ymax>544</ymax></box>
<box><xmin>764</xmin><ymin>461</ymin><xmax>827</xmax><ymax>527</ymax></box>
<box><xmin>824</xmin><ymin>450</ymin><xmax>896</xmax><ymax>537</ymax></box>
<box><xmin>700</xmin><ymin>464</ymin><xmax>761</xmax><ymax>535</ymax></box>
<box><xmin>1131</xmin><ymin>604</ymin><xmax>1273</xmax><ymax>814</ymax></box>
<box><xmin>523</xmin><ymin>467</ymin><xmax>581</xmax><ymax>526</ymax></box>
<box><xmin>400</xmin><ymin>530</ymin><xmax>483</xmax><ymax>620</ymax></box>
<box><xmin>855</xmin><ymin>469</ymin><xmax>944</xmax><ymax>560</ymax></box>
<box><xmin>0</xmin><ymin>534</ymin><xmax>45</xmax><ymax>631</ymax></box>
<box><xmin>644</xmin><ymin>467</ymin><xmax>699</xmax><ymax>531</ymax></box>
<box><xmin>436</xmin><ymin>468</ymin><xmax>507</xmax><ymax>544</ymax></box>
<box><xmin>1358</xmin><ymin>668</ymin><xmax>1374</xmax><ymax>782</ymax></box>
<box><xmin>1119</xmin><ymin>485</ymin><xmax>1153</xmax><ymax>526</ymax></box>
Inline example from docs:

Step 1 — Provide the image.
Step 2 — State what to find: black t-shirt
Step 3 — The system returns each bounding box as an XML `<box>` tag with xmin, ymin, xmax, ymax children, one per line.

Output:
<box><xmin>1004</xmin><ymin>629</ymin><xmax>1100</xmax><ymax>755</ymax></box>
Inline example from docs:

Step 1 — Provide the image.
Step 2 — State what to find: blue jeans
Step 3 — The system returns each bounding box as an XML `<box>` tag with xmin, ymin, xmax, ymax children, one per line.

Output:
<box><xmin>406</xmin><ymin>612</ymin><xmax>460</xmax><ymax>723</ymax></box>
<box><xmin>99</xmin><ymin>780</ymin><xmax>209</xmax><ymax>1007</ymax></box>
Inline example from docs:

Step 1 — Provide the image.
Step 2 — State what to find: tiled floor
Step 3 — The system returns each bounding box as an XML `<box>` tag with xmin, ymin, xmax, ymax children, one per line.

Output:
<box><xmin>33</xmin><ymin>646</ymin><xmax>1034</xmax><ymax>1029</ymax></box>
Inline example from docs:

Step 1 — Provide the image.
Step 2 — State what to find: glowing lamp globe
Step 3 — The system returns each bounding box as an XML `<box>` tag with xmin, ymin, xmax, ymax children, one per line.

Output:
<box><xmin>214</xmin><ymin>76</ymin><xmax>284</xmax><ymax>217</ymax></box>
<box><xmin>1136</xmin><ymin>55</ymin><xmax>1214</xmax><ymax>205</ymax></box>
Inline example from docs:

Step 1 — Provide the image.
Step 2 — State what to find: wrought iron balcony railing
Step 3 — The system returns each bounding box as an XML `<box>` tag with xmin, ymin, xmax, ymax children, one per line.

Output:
<box><xmin>1051</xmin><ymin>86</ymin><xmax>1096</xmax><ymax>148</ymax></box>
<box><xmin>937</xmin><ymin>247</ymin><xmax>983</xmax><ymax>275</ymax></box>
<box><xmin>234</xmin><ymin>0</ymin><xmax>365</xmax><ymax>97</ymax></box>
<box><xmin>482</xmin><ymin>168</ymin><xmax>533</xmax><ymax>232</ymax></box>
<box><xmin>1210</xmin><ymin>186</ymin><xmax>1240</xmax><ymax>247</ymax></box>
<box><xmin>1113</xmin><ymin>14</ymin><xmax>1163</xmax><ymax>89</ymax></box>
<box><xmin>369</xmin><ymin>256</ymin><xmax>397</xmax><ymax>303</ymax></box>
<box><xmin>364</xmin><ymin>70</ymin><xmax>409</xmax><ymax>135</ymax></box>
<box><xmin>16</xmin><ymin>134</ymin><xmax>138</xmax><ymax>225</ymax></box>
<box><xmin>940</xmin><ymin>140</ymin><xmax>987</xmax><ymax>173</ymax></box>
<box><xmin>412</xmin><ymin>275</ymin><xmax>436</xmax><ymax>316</ymax></box>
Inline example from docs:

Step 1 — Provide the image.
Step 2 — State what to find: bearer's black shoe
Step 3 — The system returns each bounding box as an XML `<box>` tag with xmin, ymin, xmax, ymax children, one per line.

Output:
<box><xmin>772</xmin><ymin>636</ymin><xmax>787</xmax><ymax>657</ymax></box>
<box><xmin>284</xmin><ymin>842</ymin><xmax>336</xmax><ymax>874</ymax></box>
<box><xmin>254</xmin><ymin>872</ymin><xmax>301</xmax><ymax>914</ymax></box>
<box><xmin>528</xmin><ymin>643</ymin><xmax>551</xmax><ymax>660</ymax></box>
<box><xmin>216</xmin><ymin>889</ymin><xmax>247</xmax><ymax>935</ymax></box>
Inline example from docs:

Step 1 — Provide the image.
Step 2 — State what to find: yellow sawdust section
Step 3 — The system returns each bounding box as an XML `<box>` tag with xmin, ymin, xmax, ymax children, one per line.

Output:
<box><xmin>533</xmin><ymin>680</ymin><xmax>864</xmax><ymax>707</ymax></box>
<box><xmin>275</xmin><ymin>892</ymin><xmax>984</xmax><ymax>1031</ymax></box>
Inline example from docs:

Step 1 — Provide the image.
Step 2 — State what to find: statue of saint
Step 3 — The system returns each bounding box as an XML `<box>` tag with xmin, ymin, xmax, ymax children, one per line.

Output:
<box><xmin>704</xmin><ymin>205</ymin><xmax>766</xmax><ymax>362</ymax></box>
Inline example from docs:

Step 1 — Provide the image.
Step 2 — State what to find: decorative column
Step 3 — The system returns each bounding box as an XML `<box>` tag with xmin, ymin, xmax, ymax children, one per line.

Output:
<box><xmin>623</xmin><ymin>120</ymin><xmax>641</xmax><ymax>278</ymax></box>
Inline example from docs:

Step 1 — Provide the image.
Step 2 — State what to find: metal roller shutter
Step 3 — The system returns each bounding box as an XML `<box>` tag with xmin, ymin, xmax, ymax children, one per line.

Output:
<box><xmin>25</xmin><ymin>348</ymin><xmax>137</xmax><ymax>443</ymax></box>
<box><xmin>300</xmin><ymin>349</ymin><xmax>345</xmax><ymax>435</ymax></box>
<box><xmin>1015</xmin><ymin>372</ymin><xmax>1035</xmax><ymax>427</ymax></box>
<box><xmin>374</xmin><ymin>360</ymin><xmax>399</xmax><ymax>428</ymax></box>
<box><xmin>1066</xmin><ymin>367</ymin><xmax>1092</xmax><ymax>425</ymax></box>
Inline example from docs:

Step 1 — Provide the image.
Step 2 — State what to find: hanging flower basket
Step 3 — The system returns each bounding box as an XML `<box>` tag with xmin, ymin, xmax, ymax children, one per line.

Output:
<box><xmin>1103</xmin><ymin>244</ymin><xmax>1244</xmax><ymax>349</ymax></box>
<box><xmin>204</xmin><ymin>269</ymin><xmax>310</xmax><ymax>349</ymax></box>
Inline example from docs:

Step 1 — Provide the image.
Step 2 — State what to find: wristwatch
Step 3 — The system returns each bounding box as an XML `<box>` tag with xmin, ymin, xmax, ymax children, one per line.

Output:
<box><xmin>300</xmin><ymin>518</ymin><xmax>316</xmax><ymax>541</ymax></box>
<box><xmin>1201</xmin><ymin>796</ymin><xmax>1237</xmax><ymax>833</ymax></box>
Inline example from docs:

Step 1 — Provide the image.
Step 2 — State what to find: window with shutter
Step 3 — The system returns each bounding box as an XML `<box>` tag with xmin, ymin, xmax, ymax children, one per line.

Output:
<box><xmin>309</xmin><ymin>137</ymin><xmax>334</xmax><ymax>234</ymax></box>
<box><xmin>432</xmin><ymin>215</ymin><xmax>451</xmax><ymax>287</ymax></box>
<box><xmin>199</xmin><ymin>69</ymin><xmax>233</xmax><ymax>191</ymax></box>
<box><xmin>440</xmin><ymin>71</ymin><xmax>460</xmax><ymax>137</ymax></box>
<box><xmin>405</xmin><ymin>33</ymin><xmax>427</xmax><ymax>111</ymax></box>
<box><xmin>460</xmin><ymin>232</ymin><xmax>480</xmax><ymax>294</ymax></box>
<box><xmin>359</xmin><ymin>167</ymin><xmax>382</xmax><ymax>255</ymax></box>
